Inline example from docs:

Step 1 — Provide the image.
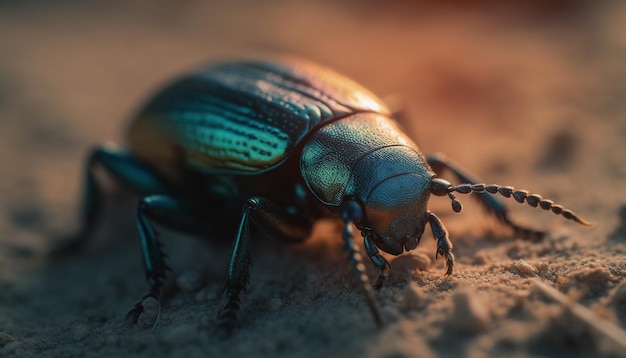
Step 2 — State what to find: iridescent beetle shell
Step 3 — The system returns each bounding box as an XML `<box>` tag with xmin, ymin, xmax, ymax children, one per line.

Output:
<box><xmin>127</xmin><ymin>58</ymin><xmax>389</xmax><ymax>175</ymax></box>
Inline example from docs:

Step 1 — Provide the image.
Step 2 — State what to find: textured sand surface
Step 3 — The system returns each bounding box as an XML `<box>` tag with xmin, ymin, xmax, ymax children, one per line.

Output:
<box><xmin>1</xmin><ymin>1</ymin><xmax>625</xmax><ymax>357</ymax></box>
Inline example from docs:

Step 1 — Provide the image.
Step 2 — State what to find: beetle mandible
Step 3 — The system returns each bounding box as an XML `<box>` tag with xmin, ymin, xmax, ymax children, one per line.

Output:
<box><xmin>62</xmin><ymin>57</ymin><xmax>590</xmax><ymax>333</ymax></box>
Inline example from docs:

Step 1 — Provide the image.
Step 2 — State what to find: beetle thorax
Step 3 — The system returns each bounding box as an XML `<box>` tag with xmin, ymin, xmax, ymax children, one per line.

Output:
<box><xmin>300</xmin><ymin>113</ymin><xmax>434</xmax><ymax>255</ymax></box>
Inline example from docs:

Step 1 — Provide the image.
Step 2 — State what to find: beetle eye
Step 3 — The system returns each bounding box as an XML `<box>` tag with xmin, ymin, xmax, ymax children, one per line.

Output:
<box><xmin>431</xmin><ymin>177</ymin><xmax>452</xmax><ymax>196</ymax></box>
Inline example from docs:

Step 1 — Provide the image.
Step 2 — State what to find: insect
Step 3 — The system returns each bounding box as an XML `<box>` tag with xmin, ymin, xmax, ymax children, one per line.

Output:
<box><xmin>63</xmin><ymin>57</ymin><xmax>590</xmax><ymax>334</ymax></box>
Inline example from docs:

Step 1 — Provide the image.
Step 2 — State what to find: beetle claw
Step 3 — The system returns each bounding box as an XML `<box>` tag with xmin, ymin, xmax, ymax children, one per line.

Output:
<box><xmin>435</xmin><ymin>249</ymin><xmax>454</xmax><ymax>276</ymax></box>
<box><xmin>444</xmin><ymin>252</ymin><xmax>454</xmax><ymax>276</ymax></box>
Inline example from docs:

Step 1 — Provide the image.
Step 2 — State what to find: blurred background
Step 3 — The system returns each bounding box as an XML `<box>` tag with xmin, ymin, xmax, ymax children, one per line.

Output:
<box><xmin>0</xmin><ymin>1</ymin><xmax>625</xmax><ymax>356</ymax></box>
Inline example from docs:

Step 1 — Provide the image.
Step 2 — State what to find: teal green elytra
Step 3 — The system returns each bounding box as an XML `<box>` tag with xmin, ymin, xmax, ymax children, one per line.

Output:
<box><xmin>63</xmin><ymin>56</ymin><xmax>590</xmax><ymax>335</ymax></box>
<box><xmin>127</xmin><ymin>58</ymin><xmax>388</xmax><ymax>174</ymax></box>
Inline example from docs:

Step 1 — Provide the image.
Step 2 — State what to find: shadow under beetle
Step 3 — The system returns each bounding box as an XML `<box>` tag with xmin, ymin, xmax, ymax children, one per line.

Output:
<box><xmin>63</xmin><ymin>56</ymin><xmax>591</xmax><ymax>334</ymax></box>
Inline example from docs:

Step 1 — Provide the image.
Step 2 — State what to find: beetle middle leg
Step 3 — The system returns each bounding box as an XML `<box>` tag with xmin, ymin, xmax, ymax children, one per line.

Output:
<box><xmin>219</xmin><ymin>197</ymin><xmax>312</xmax><ymax>335</ymax></box>
<box><xmin>58</xmin><ymin>145</ymin><xmax>206</xmax><ymax>326</ymax></box>
<box><xmin>126</xmin><ymin>195</ymin><xmax>204</xmax><ymax>325</ymax></box>
<box><xmin>427</xmin><ymin>153</ymin><xmax>544</xmax><ymax>240</ymax></box>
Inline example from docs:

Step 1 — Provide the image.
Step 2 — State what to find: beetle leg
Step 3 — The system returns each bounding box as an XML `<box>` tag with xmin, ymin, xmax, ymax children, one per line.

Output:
<box><xmin>426</xmin><ymin>211</ymin><xmax>454</xmax><ymax>276</ymax></box>
<box><xmin>126</xmin><ymin>195</ymin><xmax>191</xmax><ymax>325</ymax></box>
<box><xmin>219</xmin><ymin>197</ymin><xmax>312</xmax><ymax>335</ymax></box>
<box><xmin>363</xmin><ymin>234</ymin><xmax>391</xmax><ymax>290</ymax></box>
<box><xmin>341</xmin><ymin>200</ymin><xmax>383</xmax><ymax>327</ymax></box>
<box><xmin>427</xmin><ymin>152</ymin><xmax>544</xmax><ymax>241</ymax></box>
<box><xmin>53</xmin><ymin>145</ymin><xmax>176</xmax><ymax>256</ymax></box>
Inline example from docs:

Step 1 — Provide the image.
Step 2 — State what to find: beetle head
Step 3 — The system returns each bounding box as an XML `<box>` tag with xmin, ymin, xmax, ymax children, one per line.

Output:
<box><xmin>356</xmin><ymin>176</ymin><xmax>463</xmax><ymax>255</ymax></box>
<box><xmin>358</xmin><ymin>173</ymin><xmax>432</xmax><ymax>255</ymax></box>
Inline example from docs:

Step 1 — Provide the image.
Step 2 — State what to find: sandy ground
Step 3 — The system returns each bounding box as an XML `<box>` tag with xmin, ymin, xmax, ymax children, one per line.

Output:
<box><xmin>1</xmin><ymin>1</ymin><xmax>625</xmax><ymax>357</ymax></box>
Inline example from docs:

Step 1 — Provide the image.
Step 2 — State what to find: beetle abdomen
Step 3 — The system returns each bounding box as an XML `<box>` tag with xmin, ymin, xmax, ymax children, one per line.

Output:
<box><xmin>300</xmin><ymin>113</ymin><xmax>433</xmax><ymax>206</ymax></box>
<box><xmin>127</xmin><ymin>58</ymin><xmax>390</xmax><ymax>175</ymax></box>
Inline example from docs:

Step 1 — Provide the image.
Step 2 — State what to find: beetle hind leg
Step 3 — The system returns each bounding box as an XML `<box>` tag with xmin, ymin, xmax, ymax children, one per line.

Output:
<box><xmin>52</xmin><ymin>145</ymin><xmax>177</xmax><ymax>256</ymax></box>
<box><xmin>427</xmin><ymin>153</ymin><xmax>544</xmax><ymax>241</ymax></box>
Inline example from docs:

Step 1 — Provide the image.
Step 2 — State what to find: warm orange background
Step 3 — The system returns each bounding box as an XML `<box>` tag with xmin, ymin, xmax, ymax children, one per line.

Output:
<box><xmin>0</xmin><ymin>1</ymin><xmax>624</xmax><ymax>357</ymax></box>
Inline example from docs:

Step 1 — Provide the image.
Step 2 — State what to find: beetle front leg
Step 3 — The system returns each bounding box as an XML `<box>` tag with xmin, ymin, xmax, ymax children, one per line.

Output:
<box><xmin>427</xmin><ymin>211</ymin><xmax>454</xmax><ymax>276</ymax></box>
<box><xmin>219</xmin><ymin>197</ymin><xmax>312</xmax><ymax>335</ymax></box>
<box><xmin>363</xmin><ymin>234</ymin><xmax>391</xmax><ymax>290</ymax></box>
<box><xmin>341</xmin><ymin>200</ymin><xmax>383</xmax><ymax>327</ymax></box>
<box><xmin>427</xmin><ymin>153</ymin><xmax>543</xmax><ymax>241</ymax></box>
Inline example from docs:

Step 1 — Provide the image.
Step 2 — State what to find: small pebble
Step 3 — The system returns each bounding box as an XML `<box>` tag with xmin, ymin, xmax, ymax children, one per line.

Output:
<box><xmin>176</xmin><ymin>270</ymin><xmax>203</xmax><ymax>293</ymax></box>
<box><xmin>403</xmin><ymin>281</ymin><xmax>423</xmax><ymax>311</ymax></box>
<box><xmin>412</xmin><ymin>252</ymin><xmax>431</xmax><ymax>271</ymax></box>
<box><xmin>450</xmin><ymin>286</ymin><xmax>491</xmax><ymax>333</ymax></box>
<box><xmin>137</xmin><ymin>297</ymin><xmax>160</xmax><ymax>329</ymax></box>
<box><xmin>612</xmin><ymin>283</ymin><xmax>626</xmax><ymax>304</ymax></box>
<box><xmin>510</xmin><ymin>259</ymin><xmax>536</xmax><ymax>275</ymax></box>
<box><xmin>392</xmin><ymin>252</ymin><xmax>431</xmax><ymax>274</ymax></box>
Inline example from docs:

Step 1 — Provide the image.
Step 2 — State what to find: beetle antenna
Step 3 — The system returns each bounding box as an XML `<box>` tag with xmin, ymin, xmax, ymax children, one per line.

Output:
<box><xmin>430</xmin><ymin>177</ymin><xmax>463</xmax><ymax>213</ymax></box>
<box><xmin>447</xmin><ymin>191</ymin><xmax>463</xmax><ymax>213</ymax></box>
<box><xmin>448</xmin><ymin>183</ymin><xmax>592</xmax><ymax>227</ymax></box>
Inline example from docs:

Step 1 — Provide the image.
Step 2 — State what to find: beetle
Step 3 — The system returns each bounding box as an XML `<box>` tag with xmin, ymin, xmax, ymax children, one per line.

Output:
<box><xmin>62</xmin><ymin>56</ymin><xmax>590</xmax><ymax>334</ymax></box>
